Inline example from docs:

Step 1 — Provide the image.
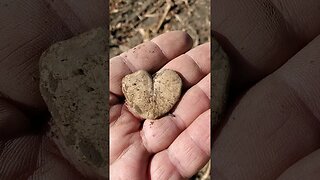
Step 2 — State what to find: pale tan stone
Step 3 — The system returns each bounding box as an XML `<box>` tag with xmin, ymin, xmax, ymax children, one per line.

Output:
<box><xmin>122</xmin><ymin>69</ymin><xmax>182</xmax><ymax>119</ymax></box>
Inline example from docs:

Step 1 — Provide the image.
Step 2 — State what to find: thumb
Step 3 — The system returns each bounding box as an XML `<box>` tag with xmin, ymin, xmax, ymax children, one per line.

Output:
<box><xmin>278</xmin><ymin>148</ymin><xmax>320</xmax><ymax>179</ymax></box>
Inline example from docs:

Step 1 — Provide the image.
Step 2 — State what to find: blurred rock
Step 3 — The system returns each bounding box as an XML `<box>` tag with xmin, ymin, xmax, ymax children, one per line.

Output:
<box><xmin>39</xmin><ymin>28</ymin><xmax>108</xmax><ymax>179</ymax></box>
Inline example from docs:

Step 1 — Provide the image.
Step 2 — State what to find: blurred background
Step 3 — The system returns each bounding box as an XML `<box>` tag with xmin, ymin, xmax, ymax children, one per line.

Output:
<box><xmin>110</xmin><ymin>0</ymin><xmax>210</xmax><ymax>58</ymax></box>
<box><xmin>110</xmin><ymin>0</ymin><xmax>210</xmax><ymax>179</ymax></box>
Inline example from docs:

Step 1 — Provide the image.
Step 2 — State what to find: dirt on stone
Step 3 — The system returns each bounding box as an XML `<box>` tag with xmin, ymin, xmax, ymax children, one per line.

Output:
<box><xmin>122</xmin><ymin>69</ymin><xmax>182</xmax><ymax>120</ymax></box>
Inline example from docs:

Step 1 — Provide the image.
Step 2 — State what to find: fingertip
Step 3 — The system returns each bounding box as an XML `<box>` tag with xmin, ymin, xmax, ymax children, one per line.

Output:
<box><xmin>151</xmin><ymin>31</ymin><xmax>193</xmax><ymax>60</ymax></box>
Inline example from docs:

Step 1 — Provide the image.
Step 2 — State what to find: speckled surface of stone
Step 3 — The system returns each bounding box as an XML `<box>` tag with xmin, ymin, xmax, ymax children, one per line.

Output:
<box><xmin>122</xmin><ymin>69</ymin><xmax>182</xmax><ymax>119</ymax></box>
<box><xmin>39</xmin><ymin>28</ymin><xmax>107</xmax><ymax>179</ymax></box>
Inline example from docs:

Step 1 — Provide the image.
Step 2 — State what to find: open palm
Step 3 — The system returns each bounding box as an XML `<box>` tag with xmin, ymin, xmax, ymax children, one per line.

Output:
<box><xmin>110</xmin><ymin>31</ymin><xmax>210</xmax><ymax>179</ymax></box>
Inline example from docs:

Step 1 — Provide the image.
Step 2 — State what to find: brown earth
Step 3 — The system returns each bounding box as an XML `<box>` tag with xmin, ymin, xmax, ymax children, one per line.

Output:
<box><xmin>110</xmin><ymin>0</ymin><xmax>210</xmax><ymax>57</ymax></box>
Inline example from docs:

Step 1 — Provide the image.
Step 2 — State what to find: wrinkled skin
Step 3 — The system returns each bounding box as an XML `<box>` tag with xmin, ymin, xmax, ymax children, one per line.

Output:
<box><xmin>213</xmin><ymin>0</ymin><xmax>320</xmax><ymax>179</ymax></box>
<box><xmin>110</xmin><ymin>31</ymin><xmax>211</xmax><ymax>179</ymax></box>
<box><xmin>0</xmin><ymin>1</ymin><xmax>106</xmax><ymax>179</ymax></box>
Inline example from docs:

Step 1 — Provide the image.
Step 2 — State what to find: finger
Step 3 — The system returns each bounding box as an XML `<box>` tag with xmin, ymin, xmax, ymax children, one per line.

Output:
<box><xmin>109</xmin><ymin>105</ymin><xmax>150</xmax><ymax>179</ymax></box>
<box><xmin>150</xmin><ymin>110</ymin><xmax>210</xmax><ymax>179</ymax></box>
<box><xmin>0</xmin><ymin>1</ymin><xmax>69</xmax><ymax>110</ymax></box>
<box><xmin>109</xmin><ymin>31</ymin><xmax>193</xmax><ymax>96</ymax></box>
<box><xmin>109</xmin><ymin>93</ymin><xmax>120</xmax><ymax>106</ymax></box>
<box><xmin>161</xmin><ymin>42</ymin><xmax>210</xmax><ymax>88</ymax></box>
<box><xmin>0</xmin><ymin>136</ymin><xmax>41</xmax><ymax>179</ymax></box>
<box><xmin>142</xmin><ymin>74</ymin><xmax>210</xmax><ymax>153</ymax></box>
<box><xmin>213</xmin><ymin>0</ymin><xmax>320</xmax><ymax>89</ymax></box>
<box><xmin>29</xmin><ymin>136</ymin><xmax>86</xmax><ymax>180</ymax></box>
<box><xmin>0</xmin><ymin>1</ymin><xmax>105</xmax><ymax>110</ymax></box>
<box><xmin>271</xmin><ymin>0</ymin><xmax>320</xmax><ymax>41</ymax></box>
<box><xmin>44</xmin><ymin>0</ymin><xmax>107</xmax><ymax>34</ymax></box>
<box><xmin>213</xmin><ymin>35</ymin><xmax>320</xmax><ymax>180</ymax></box>
<box><xmin>0</xmin><ymin>98</ymin><xmax>29</xmax><ymax>139</ymax></box>
<box><xmin>109</xmin><ymin>104</ymin><xmax>122</xmax><ymax>124</ymax></box>
<box><xmin>278</xmin><ymin>148</ymin><xmax>320</xmax><ymax>179</ymax></box>
<box><xmin>109</xmin><ymin>105</ymin><xmax>143</xmax><ymax>163</ymax></box>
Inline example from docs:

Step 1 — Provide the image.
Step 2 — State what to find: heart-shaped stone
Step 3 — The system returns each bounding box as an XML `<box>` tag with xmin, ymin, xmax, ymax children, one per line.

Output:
<box><xmin>39</xmin><ymin>28</ymin><xmax>108</xmax><ymax>179</ymax></box>
<box><xmin>212</xmin><ymin>38</ymin><xmax>230</xmax><ymax>126</ymax></box>
<box><xmin>122</xmin><ymin>69</ymin><xmax>182</xmax><ymax>119</ymax></box>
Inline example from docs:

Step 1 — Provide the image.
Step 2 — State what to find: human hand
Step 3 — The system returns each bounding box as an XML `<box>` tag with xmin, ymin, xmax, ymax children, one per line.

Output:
<box><xmin>213</xmin><ymin>0</ymin><xmax>320</xmax><ymax>179</ymax></box>
<box><xmin>0</xmin><ymin>1</ymin><xmax>105</xmax><ymax>179</ymax></box>
<box><xmin>110</xmin><ymin>31</ymin><xmax>211</xmax><ymax>179</ymax></box>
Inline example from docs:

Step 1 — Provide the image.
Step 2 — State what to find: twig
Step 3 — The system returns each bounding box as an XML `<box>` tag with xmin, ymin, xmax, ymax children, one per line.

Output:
<box><xmin>154</xmin><ymin>0</ymin><xmax>173</xmax><ymax>33</ymax></box>
<box><xmin>138</xmin><ymin>28</ymin><xmax>150</xmax><ymax>41</ymax></box>
<box><xmin>182</xmin><ymin>0</ymin><xmax>190</xmax><ymax>9</ymax></box>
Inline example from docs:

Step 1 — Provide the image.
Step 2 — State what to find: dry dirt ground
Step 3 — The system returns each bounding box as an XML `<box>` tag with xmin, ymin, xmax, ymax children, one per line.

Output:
<box><xmin>110</xmin><ymin>0</ymin><xmax>210</xmax><ymax>179</ymax></box>
<box><xmin>110</xmin><ymin>0</ymin><xmax>210</xmax><ymax>57</ymax></box>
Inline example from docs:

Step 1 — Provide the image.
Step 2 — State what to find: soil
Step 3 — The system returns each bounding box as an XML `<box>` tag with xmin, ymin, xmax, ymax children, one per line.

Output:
<box><xmin>110</xmin><ymin>0</ymin><xmax>210</xmax><ymax>58</ymax></box>
<box><xmin>110</xmin><ymin>0</ymin><xmax>210</xmax><ymax>179</ymax></box>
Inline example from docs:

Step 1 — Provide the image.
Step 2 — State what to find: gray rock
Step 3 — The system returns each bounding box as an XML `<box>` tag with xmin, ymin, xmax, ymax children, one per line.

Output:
<box><xmin>39</xmin><ymin>28</ymin><xmax>108</xmax><ymax>179</ymax></box>
<box><xmin>212</xmin><ymin>38</ymin><xmax>230</xmax><ymax>126</ymax></box>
